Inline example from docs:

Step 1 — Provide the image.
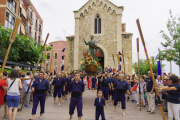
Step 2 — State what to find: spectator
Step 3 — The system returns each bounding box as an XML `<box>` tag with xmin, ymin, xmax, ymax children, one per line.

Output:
<box><xmin>156</xmin><ymin>75</ymin><xmax>164</xmax><ymax>106</ymax></box>
<box><xmin>146</xmin><ymin>71</ymin><xmax>155</xmax><ymax>114</ymax></box>
<box><xmin>112</xmin><ymin>68</ymin><xmax>116</xmax><ymax>74</ymax></box>
<box><xmin>0</xmin><ymin>71</ymin><xmax>8</xmax><ymax>120</ymax></box>
<box><xmin>162</xmin><ymin>77</ymin><xmax>170</xmax><ymax>112</ymax></box>
<box><xmin>105</xmin><ymin>67</ymin><xmax>108</xmax><ymax>72</ymax></box>
<box><xmin>24</xmin><ymin>71</ymin><xmax>33</xmax><ymax>108</ymax></box>
<box><xmin>20</xmin><ymin>72</ymin><xmax>26</xmax><ymax>103</ymax></box>
<box><xmin>109</xmin><ymin>67</ymin><xmax>112</xmax><ymax>73</ymax></box>
<box><xmin>155</xmin><ymin>75</ymin><xmax>180</xmax><ymax>120</ymax></box>
<box><xmin>6</xmin><ymin>70</ymin><xmax>22</xmax><ymax>120</ymax></box>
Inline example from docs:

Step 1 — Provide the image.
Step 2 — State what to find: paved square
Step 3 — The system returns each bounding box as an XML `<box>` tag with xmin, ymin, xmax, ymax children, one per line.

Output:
<box><xmin>1</xmin><ymin>89</ymin><xmax>165</xmax><ymax>120</ymax></box>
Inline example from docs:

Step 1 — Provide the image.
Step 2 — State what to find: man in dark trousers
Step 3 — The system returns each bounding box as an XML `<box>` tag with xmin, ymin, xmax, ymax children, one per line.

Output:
<box><xmin>100</xmin><ymin>72</ymin><xmax>111</xmax><ymax>107</ymax></box>
<box><xmin>68</xmin><ymin>72</ymin><xmax>85</xmax><ymax>120</ymax></box>
<box><xmin>29</xmin><ymin>71</ymin><xmax>49</xmax><ymax>120</ymax></box>
<box><xmin>113</xmin><ymin>74</ymin><xmax>129</xmax><ymax>116</ymax></box>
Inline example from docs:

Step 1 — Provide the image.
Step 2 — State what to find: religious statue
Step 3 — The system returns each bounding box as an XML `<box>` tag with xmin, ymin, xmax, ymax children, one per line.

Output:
<box><xmin>83</xmin><ymin>35</ymin><xmax>97</xmax><ymax>60</ymax></box>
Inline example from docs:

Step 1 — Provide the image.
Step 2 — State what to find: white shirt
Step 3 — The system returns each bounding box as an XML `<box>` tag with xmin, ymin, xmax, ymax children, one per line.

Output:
<box><xmin>24</xmin><ymin>75</ymin><xmax>32</xmax><ymax>92</ymax></box>
<box><xmin>156</xmin><ymin>79</ymin><xmax>163</xmax><ymax>86</ymax></box>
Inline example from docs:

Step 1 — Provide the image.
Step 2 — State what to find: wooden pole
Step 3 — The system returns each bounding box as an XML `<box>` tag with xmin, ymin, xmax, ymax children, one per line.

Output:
<box><xmin>49</xmin><ymin>45</ymin><xmax>53</xmax><ymax>81</ymax></box>
<box><xmin>0</xmin><ymin>16</ymin><xmax>21</xmax><ymax>76</ymax></box>
<box><xmin>117</xmin><ymin>54</ymin><xmax>120</xmax><ymax>71</ymax></box>
<box><xmin>41</xmin><ymin>44</ymin><xmax>47</xmax><ymax>71</ymax></box>
<box><xmin>18</xmin><ymin>33</ymin><xmax>49</xmax><ymax>112</ymax></box>
<box><xmin>136</xmin><ymin>19</ymin><xmax>166</xmax><ymax>120</ymax></box>
<box><xmin>137</xmin><ymin>38</ymin><xmax>141</xmax><ymax>111</ymax></box>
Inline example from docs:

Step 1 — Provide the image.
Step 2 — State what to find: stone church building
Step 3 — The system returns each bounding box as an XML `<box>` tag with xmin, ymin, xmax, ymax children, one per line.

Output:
<box><xmin>65</xmin><ymin>0</ymin><xmax>133</xmax><ymax>75</ymax></box>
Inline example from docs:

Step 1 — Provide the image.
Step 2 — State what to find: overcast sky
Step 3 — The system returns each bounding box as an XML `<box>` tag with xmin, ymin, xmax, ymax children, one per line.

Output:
<box><xmin>31</xmin><ymin>0</ymin><xmax>180</xmax><ymax>76</ymax></box>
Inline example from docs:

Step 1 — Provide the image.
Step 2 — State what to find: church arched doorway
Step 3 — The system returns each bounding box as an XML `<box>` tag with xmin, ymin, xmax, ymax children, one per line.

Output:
<box><xmin>95</xmin><ymin>47</ymin><xmax>104</xmax><ymax>70</ymax></box>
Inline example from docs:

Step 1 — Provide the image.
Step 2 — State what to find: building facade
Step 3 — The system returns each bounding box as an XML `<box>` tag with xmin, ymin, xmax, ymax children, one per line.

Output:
<box><xmin>0</xmin><ymin>0</ymin><xmax>22</xmax><ymax>33</ymax></box>
<box><xmin>0</xmin><ymin>0</ymin><xmax>43</xmax><ymax>44</ymax></box>
<box><xmin>44</xmin><ymin>41</ymin><xmax>66</xmax><ymax>74</ymax></box>
<box><xmin>65</xmin><ymin>0</ymin><xmax>133</xmax><ymax>75</ymax></box>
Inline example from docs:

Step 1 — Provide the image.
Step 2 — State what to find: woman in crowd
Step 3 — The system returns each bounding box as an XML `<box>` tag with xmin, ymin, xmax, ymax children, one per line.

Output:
<box><xmin>20</xmin><ymin>72</ymin><xmax>26</xmax><ymax>103</ymax></box>
<box><xmin>136</xmin><ymin>76</ymin><xmax>145</xmax><ymax>109</ymax></box>
<box><xmin>155</xmin><ymin>75</ymin><xmax>180</xmax><ymax>120</ymax></box>
<box><xmin>6</xmin><ymin>70</ymin><xmax>22</xmax><ymax>120</ymax></box>
<box><xmin>0</xmin><ymin>71</ymin><xmax>8</xmax><ymax>120</ymax></box>
<box><xmin>162</xmin><ymin>77</ymin><xmax>171</xmax><ymax>113</ymax></box>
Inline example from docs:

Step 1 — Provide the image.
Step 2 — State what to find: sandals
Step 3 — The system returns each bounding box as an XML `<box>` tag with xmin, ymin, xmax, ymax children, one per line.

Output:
<box><xmin>149</xmin><ymin>112</ymin><xmax>155</xmax><ymax>114</ymax></box>
<box><xmin>4</xmin><ymin>114</ymin><xmax>8</xmax><ymax>118</ymax></box>
<box><xmin>146</xmin><ymin>110</ymin><xmax>151</xmax><ymax>112</ymax></box>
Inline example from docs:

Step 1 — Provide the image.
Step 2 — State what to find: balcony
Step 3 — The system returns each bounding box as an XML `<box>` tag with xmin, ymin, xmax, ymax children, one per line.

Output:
<box><xmin>25</xmin><ymin>25</ymin><xmax>32</xmax><ymax>37</ymax></box>
<box><xmin>7</xmin><ymin>0</ymin><xmax>16</xmax><ymax>13</ymax></box>
<box><xmin>21</xmin><ymin>15</ymin><xmax>27</xmax><ymax>25</ymax></box>
<box><xmin>26</xmin><ymin>12</ymin><xmax>33</xmax><ymax>25</ymax></box>
<box><xmin>34</xmin><ymin>36</ymin><xmax>37</xmax><ymax>42</ymax></box>
<box><xmin>26</xmin><ymin>0</ymin><xmax>33</xmax><ymax>6</ymax></box>
<box><xmin>39</xmin><ymin>29</ymin><xmax>42</xmax><ymax>35</ymax></box>
<box><xmin>35</xmin><ymin>25</ymin><xmax>38</xmax><ymax>31</ymax></box>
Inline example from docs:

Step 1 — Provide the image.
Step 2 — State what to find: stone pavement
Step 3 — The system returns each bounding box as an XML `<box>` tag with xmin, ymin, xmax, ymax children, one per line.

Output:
<box><xmin>1</xmin><ymin>89</ymin><xmax>166</xmax><ymax>120</ymax></box>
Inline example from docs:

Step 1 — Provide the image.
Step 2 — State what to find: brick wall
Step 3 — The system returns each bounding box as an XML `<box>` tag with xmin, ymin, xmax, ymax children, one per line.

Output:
<box><xmin>0</xmin><ymin>0</ymin><xmax>6</xmax><ymax>4</ymax></box>
<box><xmin>0</xmin><ymin>7</ymin><xmax>6</xmax><ymax>26</ymax></box>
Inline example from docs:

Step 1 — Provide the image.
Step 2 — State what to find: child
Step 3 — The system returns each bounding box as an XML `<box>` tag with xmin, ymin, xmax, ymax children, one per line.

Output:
<box><xmin>94</xmin><ymin>90</ymin><xmax>106</xmax><ymax>120</ymax></box>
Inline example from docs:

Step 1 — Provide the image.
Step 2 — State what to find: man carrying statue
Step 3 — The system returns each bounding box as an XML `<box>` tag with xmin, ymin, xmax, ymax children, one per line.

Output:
<box><xmin>83</xmin><ymin>35</ymin><xmax>97</xmax><ymax>60</ymax></box>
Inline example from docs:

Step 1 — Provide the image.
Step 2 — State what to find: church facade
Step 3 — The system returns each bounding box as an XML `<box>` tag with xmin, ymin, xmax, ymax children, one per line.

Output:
<box><xmin>65</xmin><ymin>0</ymin><xmax>133</xmax><ymax>75</ymax></box>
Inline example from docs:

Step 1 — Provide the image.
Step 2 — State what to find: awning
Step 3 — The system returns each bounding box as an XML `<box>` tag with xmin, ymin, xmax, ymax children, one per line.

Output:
<box><xmin>22</xmin><ymin>6</ymin><xmax>26</xmax><ymax>18</ymax></box>
<box><xmin>21</xmin><ymin>23</ymin><xmax>25</xmax><ymax>35</ymax></box>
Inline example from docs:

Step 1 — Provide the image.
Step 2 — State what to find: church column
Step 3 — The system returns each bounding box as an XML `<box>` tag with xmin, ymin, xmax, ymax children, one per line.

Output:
<box><xmin>73</xmin><ymin>12</ymin><xmax>80</xmax><ymax>70</ymax></box>
<box><xmin>117</xmin><ymin>11</ymin><xmax>122</xmax><ymax>70</ymax></box>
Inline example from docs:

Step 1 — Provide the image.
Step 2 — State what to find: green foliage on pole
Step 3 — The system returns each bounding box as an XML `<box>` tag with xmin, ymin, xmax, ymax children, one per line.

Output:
<box><xmin>133</xmin><ymin>56</ymin><xmax>165</xmax><ymax>75</ymax></box>
<box><xmin>0</xmin><ymin>24</ymin><xmax>52</xmax><ymax>64</ymax></box>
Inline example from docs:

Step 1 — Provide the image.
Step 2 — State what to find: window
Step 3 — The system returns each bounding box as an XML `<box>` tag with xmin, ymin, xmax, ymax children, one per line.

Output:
<box><xmin>39</xmin><ymin>25</ymin><xmax>41</xmax><ymax>32</ymax></box>
<box><xmin>47</xmin><ymin>53</ymin><xmax>50</xmax><ymax>59</ymax></box>
<box><xmin>35</xmin><ymin>32</ymin><xmax>37</xmax><ymax>41</ymax></box>
<box><xmin>54</xmin><ymin>62</ymin><xmax>57</xmax><ymax>70</ymax></box>
<box><xmin>5</xmin><ymin>11</ymin><xmax>15</xmax><ymax>29</ymax></box>
<box><xmin>36</xmin><ymin>20</ymin><xmax>38</xmax><ymax>28</ymax></box>
<box><xmin>29</xmin><ymin>26</ymin><xmax>31</xmax><ymax>35</ymax></box>
<box><xmin>38</xmin><ymin>36</ymin><xmax>41</xmax><ymax>43</ymax></box>
<box><xmin>19</xmin><ymin>7</ymin><xmax>22</xmax><ymax>16</ymax></box>
<box><xmin>55</xmin><ymin>53</ymin><xmax>58</xmax><ymax>59</ymax></box>
<box><xmin>7</xmin><ymin>0</ymin><xmax>16</xmax><ymax>13</ymax></box>
<box><xmin>94</xmin><ymin>15</ymin><xmax>101</xmax><ymax>34</ymax></box>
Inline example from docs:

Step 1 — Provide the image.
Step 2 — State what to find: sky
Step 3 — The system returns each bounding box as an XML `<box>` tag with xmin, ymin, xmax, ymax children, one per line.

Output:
<box><xmin>31</xmin><ymin>0</ymin><xmax>180</xmax><ymax>76</ymax></box>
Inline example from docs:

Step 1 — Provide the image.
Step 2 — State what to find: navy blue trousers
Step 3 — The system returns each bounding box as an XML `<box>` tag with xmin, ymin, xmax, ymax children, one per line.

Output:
<box><xmin>96</xmin><ymin>110</ymin><xmax>106</xmax><ymax>120</ymax></box>
<box><xmin>32</xmin><ymin>93</ymin><xmax>46</xmax><ymax>115</ymax></box>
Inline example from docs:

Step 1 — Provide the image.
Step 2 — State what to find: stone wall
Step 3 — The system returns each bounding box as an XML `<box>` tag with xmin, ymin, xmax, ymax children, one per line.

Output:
<box><xmin>78</xmin><ymin>2</ymin><xmax>117</xmax><ymax>68</ymax></box>
<box><xmin>122</xmin><ymin>34</ymin><xmax>132</xmax><ymax>76</ymax></box>
<box><xmin>65</xmin><ymin>37</ymin><xmax>74</xmax><ymax>74</ymax></box>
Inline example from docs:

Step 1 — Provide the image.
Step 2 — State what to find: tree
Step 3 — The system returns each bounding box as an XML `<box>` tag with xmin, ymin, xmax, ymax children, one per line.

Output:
<box><xmin>133</xmin><ymin>56</ymin><xmax>165</xmax><ymax>75</ymax></box>
<box><xmin>160</xmin><ymin>10</ymin><xmax>180</xmax><ymax>76</ymax></box>
<box><xmin>0</xmin><ymin>24</ymin><xmax>51</xmax><ymax>64</ymax></box>
<box><xmin>158</xmin><ymin>49</ymin><xmax>174</xmax><ymax>73</ymax></box>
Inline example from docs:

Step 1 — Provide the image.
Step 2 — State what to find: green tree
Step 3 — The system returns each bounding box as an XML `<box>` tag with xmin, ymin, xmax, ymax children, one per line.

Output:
<box><xmin>133</xmin><ymin>56</ymin><xmax>165</xmax><ymax>75</ymax></box>
<box><xmin>0</xmin><ymin>24</ymin><xmax>51</xmax><ymax>64</ymax></box>
<box><xmin>160</xmin><ymin>10</ymin><xmax>180</xmax><ymax>76</ymax></box>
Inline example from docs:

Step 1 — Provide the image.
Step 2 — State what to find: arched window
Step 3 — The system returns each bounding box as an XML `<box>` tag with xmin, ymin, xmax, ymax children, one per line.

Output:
<box><xmin>94</xmin><ymin>14</ymin><xmax>101</xmax><ymax>34</ymax></box>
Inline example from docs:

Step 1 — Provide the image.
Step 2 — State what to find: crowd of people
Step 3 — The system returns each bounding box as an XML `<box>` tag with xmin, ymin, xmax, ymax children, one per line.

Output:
<box><xmin>0</xmin><ymin>67</ymin><xmax>180</xmax><ymax>120</ymax></box>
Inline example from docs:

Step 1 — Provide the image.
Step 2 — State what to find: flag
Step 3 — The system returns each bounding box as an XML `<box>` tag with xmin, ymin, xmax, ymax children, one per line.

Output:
<box><xmin>157</xmin><ymin>51</ymin><xmax>162</xmax><ymax>76</ymax></box>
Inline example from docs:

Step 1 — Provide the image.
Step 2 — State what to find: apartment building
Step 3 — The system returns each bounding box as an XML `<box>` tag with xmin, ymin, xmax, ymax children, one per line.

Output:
<box><xmin>0</xmin><ymin>0</ymin><xmax>43</xmax><ymax>44</ymax></box>
<box><xmin>44</xmin><ymin>41</ymin><xmax>66</xmax><ymax>74</ymax></box>
<box><xmin>0</xmin><ymin>0</ymin><xmax>22</xmax><ymax>33</ymax></box>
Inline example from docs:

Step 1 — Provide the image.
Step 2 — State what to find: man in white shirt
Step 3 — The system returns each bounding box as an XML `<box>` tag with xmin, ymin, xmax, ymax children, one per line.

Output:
<box><xmin>24</xmin><ymin>71</ymin><xmax>32</xmax><ymax>108</ymax></box>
